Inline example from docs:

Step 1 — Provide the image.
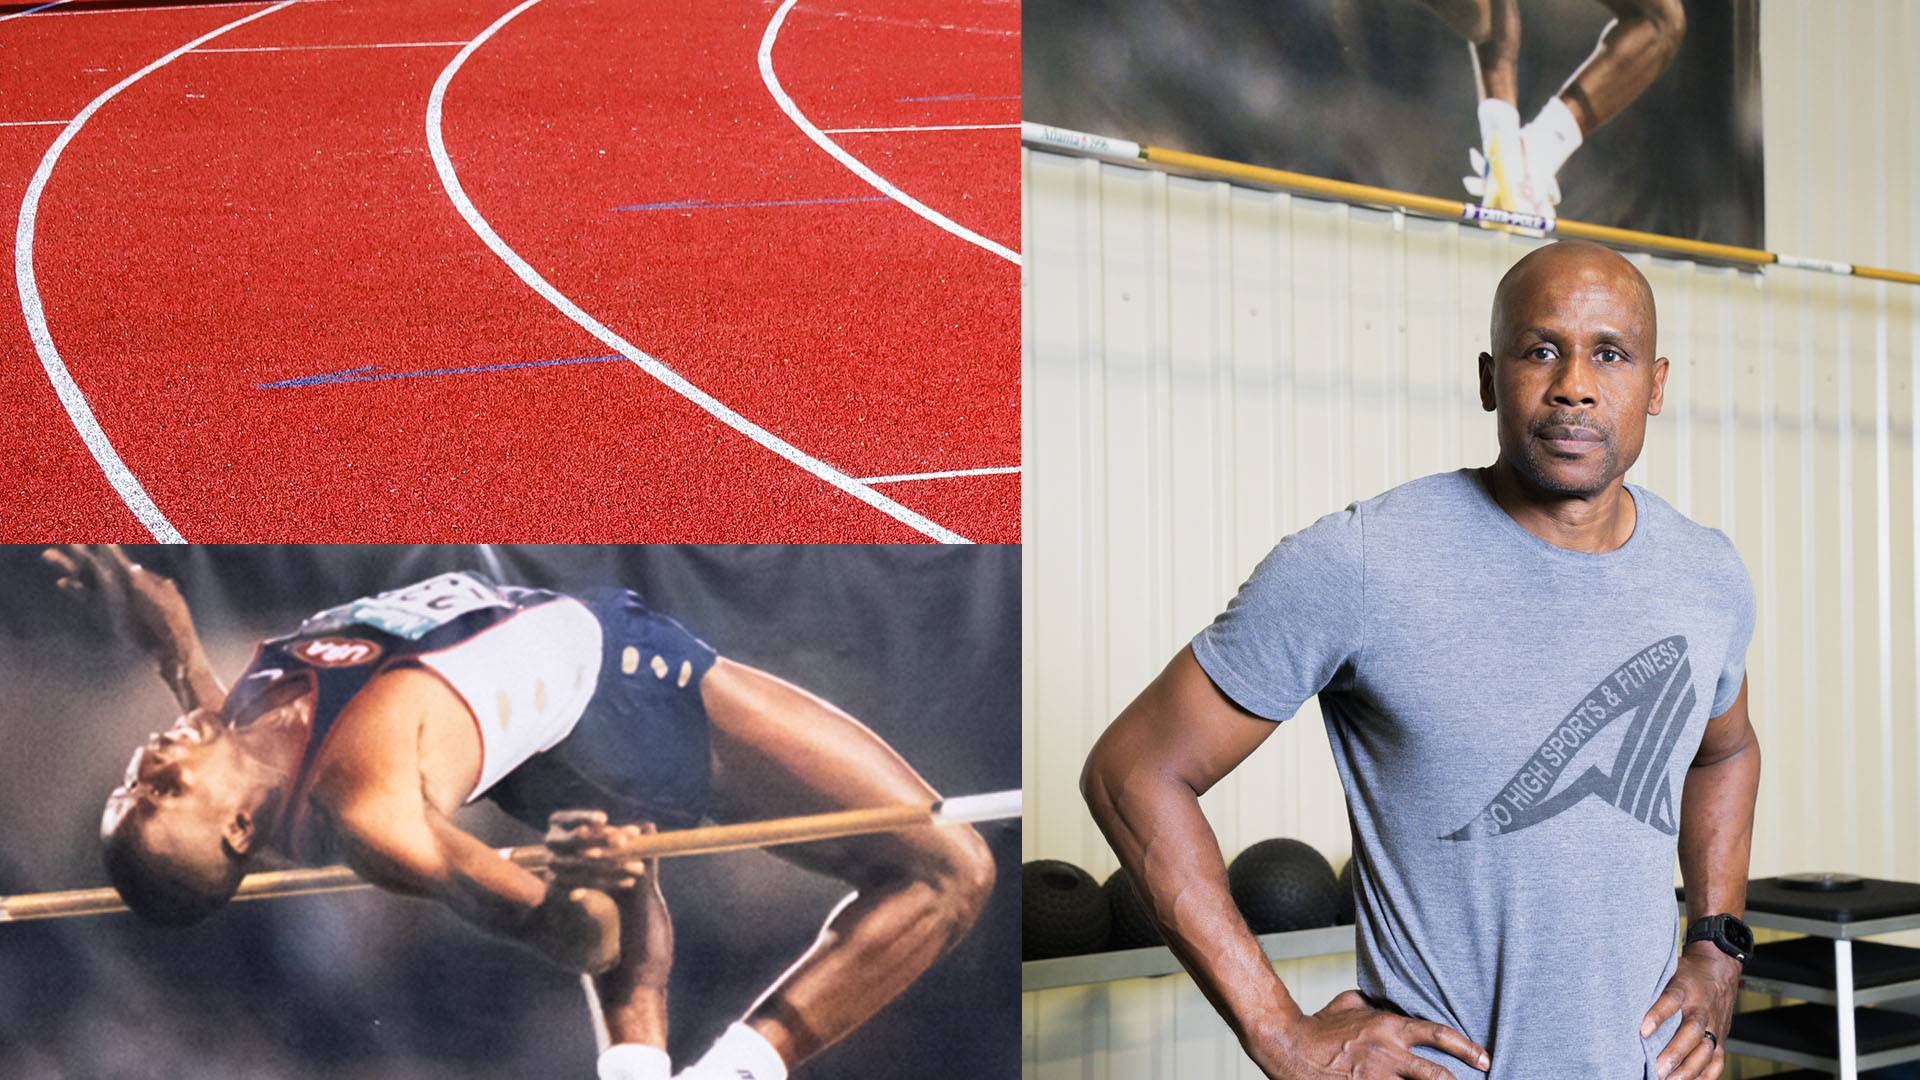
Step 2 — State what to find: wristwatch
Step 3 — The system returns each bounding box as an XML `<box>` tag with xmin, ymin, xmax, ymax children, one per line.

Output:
<box><xmin>1685</xmin><ymin>914</ymin><xmax>1754</xmax><ymax>966</ymax></box>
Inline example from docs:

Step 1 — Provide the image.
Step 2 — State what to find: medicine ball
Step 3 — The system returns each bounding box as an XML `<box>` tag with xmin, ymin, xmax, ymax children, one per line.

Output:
<box><xmin>1228</xmin><ymin>838</ymin><xmax>1340</xmax><ymax>933</ymax></box>
<box><xmin>1103</xmin><ymin>867</ymin><xmax>1164</xmax><ymax>949</ymax></box>
<box><xmin>1023</xmin><ymin>860</ymin><xmax>1110</xmax><ymax>960</ymax></box>
<box><xmin>1335</xmin><ymin>859</ymin><xmax>1356</xmax><ymax>926</ymax></box>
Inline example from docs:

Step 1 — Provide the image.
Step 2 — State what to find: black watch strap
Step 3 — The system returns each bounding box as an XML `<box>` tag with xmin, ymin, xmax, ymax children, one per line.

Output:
<box><xmin>1685</xmin><ymin>914</ymin><xmax>1754</xmax><ymax>966</ymax></box>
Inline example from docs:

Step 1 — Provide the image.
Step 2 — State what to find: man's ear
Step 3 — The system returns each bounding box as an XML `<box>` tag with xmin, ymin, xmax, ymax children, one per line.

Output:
<box><xmin>1478</xmin><ymin>353</ymin><xmax>1497</xmax><ymax>412</ymax></box>
<box><xmin>222</xmin><ymin>810</ymin><xmax>255</xmax><ymax>856</ymax></box>
<box><xmin>1648</xmin><ymin>356</ymin><xmax>1670</xmax><ymax>416</ymax></box>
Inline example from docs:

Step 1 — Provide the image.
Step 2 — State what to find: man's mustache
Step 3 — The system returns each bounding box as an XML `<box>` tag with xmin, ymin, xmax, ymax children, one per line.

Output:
<box><xmin>1530</xmin><ymin>414</ymin><xmax>1611</xmax><ymax>442</ymax></box>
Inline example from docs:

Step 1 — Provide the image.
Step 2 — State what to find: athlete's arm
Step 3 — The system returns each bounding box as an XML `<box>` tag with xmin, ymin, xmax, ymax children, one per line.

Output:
<box><xmin>43</xmin><ymin>545</ymin><xmax>226</xmax><ymax>714</ymax></box>
<box><xmin>1645</xmin><ymin>675</ymin><xmax>1758</xmax><ymax>1080</ymax></box>
<box><xmin>307</xmin><ymin>668</ymin><xmax>622</xmax><ymax>973</ymax></box>
<box><xmin>549</xmin><ymin>813</ymin><xmax>672</xmax><ymax>1049</ymax></box>
<box><xmin>1082</xmin><ymin>647</ymin><xmax>1489</xmax><ymax>1080</ymax></box>
<box><xmin>329</xmin><ymin>797</ymin><xmax>623</xmax><ymax>973</ymax></box>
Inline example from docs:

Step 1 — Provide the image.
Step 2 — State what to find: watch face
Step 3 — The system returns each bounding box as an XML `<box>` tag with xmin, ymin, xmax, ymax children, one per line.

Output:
<box><xmin>1724</xmin><ymin>918</ymin><xmax>1754</xmax><ymax>952</ymax></box>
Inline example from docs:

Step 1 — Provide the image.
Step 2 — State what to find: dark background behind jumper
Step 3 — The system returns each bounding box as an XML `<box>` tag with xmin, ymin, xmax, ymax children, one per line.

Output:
<box><xmin>1023</xmin><ymin>0</ymin><xmax>1764</xmax><ymax>249</ymax></box>
<box><xmin>0</xmin><ymin>544</ymin><xmax>1018</xmax><ymax>1079</ymax></box>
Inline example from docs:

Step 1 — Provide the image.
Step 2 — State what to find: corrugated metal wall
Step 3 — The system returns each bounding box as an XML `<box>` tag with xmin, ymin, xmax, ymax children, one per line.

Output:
<box><xmin>1021</xmin><ymin>2</ymin><xmax>1920</xmax><ymax>1076</ymax></box>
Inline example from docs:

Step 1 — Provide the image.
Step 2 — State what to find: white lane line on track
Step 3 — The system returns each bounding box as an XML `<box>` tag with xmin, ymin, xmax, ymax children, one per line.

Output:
<box><xmin>427</xmin><ymin>0</ymin><xmax>969</xmax><ymax>544</ymax></box>
<box><xmin>0</xmin><ymin>120</ymin><xmax>71</xmax><ymax>127</ymax></box>
<box><xmin>0</xmin><ymin>0</ymin><xmax>70</xmax><ymax>25</ymax></box>
<box><xmin>858</xmin><ymin>466</ymin><xmax>1019</xmax><ymax>484</ymax></box>
<box><xmin>15</xmin><ymin>0</ymin><xmax>296</xmax><ymax>542</ymax></box>
<box><xmin>822</xmin><ymin>123</ymin><xmax>1018</xmax><ymax>134</ymax></box>
<box><xmin>195</xmin><ymin>40</ymin><xmax>466</xmax><ymax>52</ymax></box>
<box><xmin>759</xmin><ymin>0</ymin><xmax>1019</xmax><ymax>266</ymax></box>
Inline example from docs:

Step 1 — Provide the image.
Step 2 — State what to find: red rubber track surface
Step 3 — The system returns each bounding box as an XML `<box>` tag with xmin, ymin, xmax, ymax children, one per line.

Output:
<box><xmin>0</xmin><ymin>3</ymin><xmax>271</xmax><ymax>537</ymax></box>
<box><xmin>777</xmin><ymin>1</ymin><xmax>1019</xmax><ymax>253</ymax></box>
<box><xmin>1</xmin><ymin>0</ymin><xmax>1018</xmax><ymax>541</ymax></box>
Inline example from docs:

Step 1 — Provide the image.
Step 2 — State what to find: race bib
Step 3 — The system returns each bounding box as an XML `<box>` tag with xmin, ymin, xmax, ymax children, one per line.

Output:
<box><xmin>300</xmin><ymin>572</ymin><xmax>512</xmax><ymax>640</ymax></box>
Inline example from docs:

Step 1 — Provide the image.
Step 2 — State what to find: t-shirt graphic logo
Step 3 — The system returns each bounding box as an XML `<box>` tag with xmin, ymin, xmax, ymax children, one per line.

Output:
<box><xmin>1444</xmin><ymin>636</ymin><xmax>1695</xmax><ymax>841</ymax></box>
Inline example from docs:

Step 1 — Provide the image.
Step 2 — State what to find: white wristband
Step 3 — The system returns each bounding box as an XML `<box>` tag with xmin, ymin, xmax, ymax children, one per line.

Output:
<box><xmin>599</xmin><ymin>1043</ymin><xmax>672</xmax><ymax>1080</ymax></box>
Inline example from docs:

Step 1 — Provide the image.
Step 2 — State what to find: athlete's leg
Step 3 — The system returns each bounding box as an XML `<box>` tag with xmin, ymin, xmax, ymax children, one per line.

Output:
<box><xmin>1424</xmin><ymin>0</ymin><xmax>1540</xmax><ymax>220</ymax></box>
<box><xmin>697</xmin><ymin>658</ymin><xmax>996</xmax><ymax>1068</ymax></box>
<box><xmin>1556</xmin><ymin>0</ymin><xmax>1686</xmax><ymax>133</ymax></box>
<box><xmin>1416</xmin><ymin>0</ymin><xmax>1518</xmax><ymax>104</ymax></box>
<box><xmin>1499</xmin><ymin>0</ymin><xmax>1682</xmax><ymax>206</ymax></box>
<box><xmin>1416</xmin><ymin>0</ymin><xmax>1491</xmax><ymax>42</ymax></box>
<box><xmin>1472</xmin><ymin>0</ymin><xmax>1520</xmax><ymax>104</ymax></box>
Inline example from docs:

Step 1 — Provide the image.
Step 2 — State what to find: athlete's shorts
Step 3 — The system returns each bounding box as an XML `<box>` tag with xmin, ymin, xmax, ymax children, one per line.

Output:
<box><xmin>484</xmin><ymin>588</ymin><xmax>718</xmax><ymax>831</ymax></box>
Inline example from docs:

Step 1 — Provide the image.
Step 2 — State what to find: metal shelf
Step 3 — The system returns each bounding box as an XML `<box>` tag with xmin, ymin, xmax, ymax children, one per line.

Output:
<box><xmin>1747</xmin><ymin>912</ymin><xmax>1920</xmax><ymax>941</ymax></box>
<box><xmin>1022</xmin><ymin>924</ymin><xmax>1356</xmax><ymax>992</ymax></box>
<box><xmin>1758</xmin><ymin>1060</ymin><xmax>1920</xmax><ymax>1068</ymax></box>
<box><xmin>1743</xmin><ymin>937</ymin><xmax>1920</xmax><ymax>1007</ymax></box>
<box><xmin>1743</xmin><ymin>976</ymin><xmax>1920</xmax><ymax>1008</ymax></box>
<box><xmin>1722</xmin><ymin>1039</ymin><xmax>1920</xmax><ymax>1075</ymax></box>
<box><xmin>1727</xmin><ymin>1004</ymin><xmax>1920</xmax><ymax>1073</ymax></box>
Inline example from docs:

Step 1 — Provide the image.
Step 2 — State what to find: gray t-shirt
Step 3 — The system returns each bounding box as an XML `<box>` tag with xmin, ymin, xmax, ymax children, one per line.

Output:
<box><xmin>1192</xmin><ymin>469</ymin><xmax>1754</xmax><ymax>1079</ymax></box>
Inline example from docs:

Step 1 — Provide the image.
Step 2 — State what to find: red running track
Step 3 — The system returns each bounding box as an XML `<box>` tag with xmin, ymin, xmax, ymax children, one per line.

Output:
<box><xmin>0</xmin><ymin>0</ymin><xmax>1019</xmax><ymax>541</ymax></box>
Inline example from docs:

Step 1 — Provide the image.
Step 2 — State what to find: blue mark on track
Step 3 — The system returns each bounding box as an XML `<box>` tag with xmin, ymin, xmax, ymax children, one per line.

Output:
<box><xmin>612</xmin><ymin>195</ymin><xmax>890</xmax><ymax>213</ymax></box>
<box><xmin>258</xmin><ymin>354</ymin><xmax>623</xmax><ymax>389</ymax></box>
<box><xmin>896</xmin><ymin>93</ymin><xmax>1019</xmax><ymax>102</ymax></box>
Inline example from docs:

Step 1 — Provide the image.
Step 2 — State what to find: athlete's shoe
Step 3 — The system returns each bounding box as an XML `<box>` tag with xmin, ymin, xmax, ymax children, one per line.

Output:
<box><xmin>1461</xmin><ymin>130</ymin><xmax>1555</xmax><ymax>234</ymax></box>
<box><xmin>1521</xmin><ymin>128</ymin><xmax>1564</xmax><ymax>210</ymax></box>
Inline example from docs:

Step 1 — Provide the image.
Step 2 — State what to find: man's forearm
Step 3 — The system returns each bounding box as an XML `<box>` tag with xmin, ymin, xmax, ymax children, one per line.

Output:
<box><xmin>1082</xmin><ymin>748</ymin><xmax>1301</xmax><ymax>1043</ymax></box>
<box><xmin>157</xmin><ymin>633</ymin><xmax>225</xmax><ymax>715</ymax></box>
<box><xmin>1677</xmin><ymin>731</ymin><xmax>1760</xmax><ymax>921</ymax></box>
<box><xmin>427</xmin><ymin>817</ymin><xmax>619</xmax><ymax>973</ymax></box>
<box><xmin>114</xmin><ymin>559</ymin><xmax>228</xmax><ymax>714</ymax></box>
<box><xmin>601</xmin><ymin>983</ymin><xmax>668</xmax><ymax>1047</ymax></box>
<box><xmin>121</xmin><ymin>562</ymin><xmax>225</xmax><ymax>714</ymax></box>
<box><xmin>343</xmin><ymin>807</ymin><xmax>619</xmax><ymax>972</ymax></box>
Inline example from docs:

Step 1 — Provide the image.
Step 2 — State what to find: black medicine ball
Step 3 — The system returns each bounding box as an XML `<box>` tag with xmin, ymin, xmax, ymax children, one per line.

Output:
<box><xmin>1103</xmin><ymin>867</ymin><xmax>1164</xmax><ymax>949</ymax></box>
<box><xmin>1023</xmin><ymin>860</ymin><xmax>1111</xmax><ymax>960</ymax></box>
<box><xmin>1227</xmin><ymin>838</ymin><xmax>1340</xmax><ymax>933</ymax></box>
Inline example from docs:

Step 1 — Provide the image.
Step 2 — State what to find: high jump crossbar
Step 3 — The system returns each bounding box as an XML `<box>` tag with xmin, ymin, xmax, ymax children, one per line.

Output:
<box><xmin>1023</xmin><ymin>122</ymin><xmax>1920</xmax><ymax>288</ymax></box>
<box><xmin>0</xmin><ymin>789</ymin><xmax>1022</xmax><ymax>924</ymax></box>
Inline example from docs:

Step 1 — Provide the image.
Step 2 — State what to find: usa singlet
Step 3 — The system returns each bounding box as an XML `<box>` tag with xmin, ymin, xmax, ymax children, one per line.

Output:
<box><xmin>225</xmin><ymin>570</ymin><xmax>719</xmax><ymax>837</ymax></box>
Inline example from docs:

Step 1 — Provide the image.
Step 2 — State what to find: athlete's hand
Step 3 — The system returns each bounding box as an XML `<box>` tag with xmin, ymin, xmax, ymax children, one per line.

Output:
<box><xmin>1644</xmin><ymin>944</ymin><xmax>1739</xmax><ymax>1079</ymax></box>
<box><xmin>546</xmin><ymin>811</ymin><xmax>672</xmax><ymax>990</ymax></box>
<box><xmin>546</xmin><ymin>809</ymin><xmax>660</xmax><ymax>891</ymax></box>
<box><xmin>1248</xmin><ymin>990</ymin><xmax>1489</xmax><ymax>1079</ymax></box>
<box><xmin>531</xmin><ymin>876</ymin><xmax>623</xmax><ymax>974</ymax></box>
<box><xmin>41</xmin><ymin>545</ymin><xmax>191</xmax><ymax>657</ymax></box>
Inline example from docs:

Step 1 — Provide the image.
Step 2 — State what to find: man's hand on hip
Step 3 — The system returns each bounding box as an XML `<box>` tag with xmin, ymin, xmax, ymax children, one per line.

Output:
<box><xmin>1247</xmin><ymin>989</ymin><xmax>1489</xmax><ymax>1079</ymax></box>
<box><xmin>1643</xmin><ymin>943</ymin><xmax>1740</xmax><ymax>1080</ymax></box>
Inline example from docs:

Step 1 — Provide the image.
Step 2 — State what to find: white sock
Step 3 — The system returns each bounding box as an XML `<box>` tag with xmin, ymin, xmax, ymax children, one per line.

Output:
<box><xmin>680</xmin><ymin>1023</ymin><xmax>788</xmax><ymax>1080</ymax></box>
<box><xmin>1476</xmin><ymin>97</ymin><xmax>1522</xmax><ymax>149</ymax></box>
<box><xmin>599</xmin><ymin>1044</ymin><xmax>672</xmax><ymax>1080</ymax></box>
<box><xmin>1522</xmin><ymin>95</ymin><xmax>1584</xmax><ymax>178</ymax></box>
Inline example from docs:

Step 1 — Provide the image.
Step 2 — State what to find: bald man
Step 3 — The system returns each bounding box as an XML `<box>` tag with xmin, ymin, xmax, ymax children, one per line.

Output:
<box><xmin>1083</xmin><ymin>240</ymin><xmax>1758</xmax><ymax>1079</ymax></box>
